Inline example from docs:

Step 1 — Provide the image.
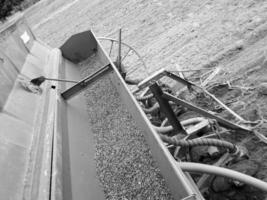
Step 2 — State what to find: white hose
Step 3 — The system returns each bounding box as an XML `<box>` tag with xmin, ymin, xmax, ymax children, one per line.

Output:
<box><xmin>177</xmin><ymin>162</ymin><xmax>267</xmax><ymax>192</ymax></box>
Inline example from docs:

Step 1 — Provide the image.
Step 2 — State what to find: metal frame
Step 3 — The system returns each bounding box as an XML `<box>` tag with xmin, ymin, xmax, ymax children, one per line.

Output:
<box><xmin>136</xmin><ymin>68</ymin><xmax>194</xmax><ymax>92</ymax></box>
<box><xmin>162</xmin><ymin>92</ymin><xmax>251</xmax><ymax>132</ymax></box>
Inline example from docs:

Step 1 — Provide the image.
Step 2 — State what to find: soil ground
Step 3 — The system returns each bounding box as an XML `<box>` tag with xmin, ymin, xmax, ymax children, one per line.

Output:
<box><xmin>3</xmin><ymin>0</ymin><xmax>267</xmax><ymax>199</ymax></box>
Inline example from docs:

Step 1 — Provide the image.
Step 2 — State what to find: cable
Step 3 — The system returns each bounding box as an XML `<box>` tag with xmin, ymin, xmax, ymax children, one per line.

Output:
<box><xmin>178</xmin><ymin>162</ymin><xmax>267</xmax><ymax>192</ymax></box>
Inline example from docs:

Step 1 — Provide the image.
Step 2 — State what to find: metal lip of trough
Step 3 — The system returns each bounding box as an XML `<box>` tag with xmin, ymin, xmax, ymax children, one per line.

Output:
<box><xmin>0</xmin><ymin>14</ymin><xmax>203</xmax><ymax>200</ymax></box>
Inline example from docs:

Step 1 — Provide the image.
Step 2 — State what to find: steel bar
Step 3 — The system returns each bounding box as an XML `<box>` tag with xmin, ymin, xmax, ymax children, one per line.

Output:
<box><xmin>149</xmin><ymin>83</ymin><xmax>187</xmax><ymax>135</ymax></box>
<box><xmin>45</xmin><ymin>77</ymin><xmax>78</xmax><ymax>83</ymax></box>
<box><xmin>162</xmin><ymin>92</ymin><xmax>251</xmax><ymax>132</ymax></box>
<box><xmin>169</xmin><ymin>68</ymin><xmax>212</xmax><ymax>73</ymax></box>
<box><xmin>137</xmin><ymin>68</ymin><xmax>166</xmax><ymax>91</ymax></box>
<box><xmin>61</xmin><ymin>64</ymin><xmax>112</xmax><ymax>100</ymax></box>
<box><xmin>165</xmin><ymin>70</ymin><xmax>193</xmax><ymax>89</ymax></box>
<box><xmin>201</xmin><ymin>67</ymin><xmax>221</xmax><ymax>87</ymax></box>
<box><xmin>202</xmin><ymin>88</ymin><xmax>245</xmax><ymax>122</ymax></box>
<box><xmin>121</xmin><ymin>48</ymin><xmax>131</xmax><ymax>62</ymax></box>
<box><xmin>109</xmin><ymin>41</ymin><xmax>113</xmax><ymax>56</ymax></box>
<box><xmin>117</xmin><ymin>29</ymin><xmax>122</xmax><ymax>72</ymax></box>
<box><xmin>138</xmin><ymin>68</ymin><xmax>244</xmax><ymax>122</ymax></box>
<box><xmin>137</xmin><ymin>69</ymin><xmax>193</xmax><ymax>92</ymax></box>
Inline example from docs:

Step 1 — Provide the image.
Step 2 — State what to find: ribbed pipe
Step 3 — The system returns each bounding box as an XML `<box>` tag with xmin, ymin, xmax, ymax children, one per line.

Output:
<box><xmin>178</xmin><ymin>162</ymin><xmax>267</xmax><ymax>192</ymax></box>
<box><xmin>141</xmin><ymin>101</ymin><xmax>177</xmax><ymax>114</ymax></box>
<box><xmin>136</xmin><ymin>93</ymin><xmax>153</xmax><ymax>101</ymax></box>
<box><xmin>142</xmin><ymin>103</ymin><xmax>159</xmax><ymax>114</ymax></box>
<box><xmin>160</xmin><ymin>135</ymin><xmax>237</xmax><ymax>153</ymax></box>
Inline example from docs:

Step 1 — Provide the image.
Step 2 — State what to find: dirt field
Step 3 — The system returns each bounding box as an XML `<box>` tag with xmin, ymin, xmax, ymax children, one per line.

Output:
<box><xmin>15</xmin><ymin>0</ymin><xmax>267</xmax><ymax>199</ymax></box>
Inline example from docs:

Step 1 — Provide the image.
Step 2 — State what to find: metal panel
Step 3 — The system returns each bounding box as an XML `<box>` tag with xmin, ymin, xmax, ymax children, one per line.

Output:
<box><xmin>59</xmin><ymin>58</ymin><xmax>105</xmax><ymax>200</ymax></box>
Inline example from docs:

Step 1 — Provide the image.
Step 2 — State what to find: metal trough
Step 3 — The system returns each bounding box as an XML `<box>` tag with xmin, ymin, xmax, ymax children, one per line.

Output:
<box><xmin>0</xmin><ymin>15</ymin><xmax>203</xmax><ymax>200</ymax></box>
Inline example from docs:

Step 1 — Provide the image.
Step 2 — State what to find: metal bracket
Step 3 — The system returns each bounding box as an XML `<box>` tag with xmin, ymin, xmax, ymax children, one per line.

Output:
<box><xmin>164</xmin><ymin>70</ymin><xmax>192</xmax><ymax>90</ymax></box>
<box><xmin>61</xmin><ymin>64</ymin><xmax>112</xmax><ymax>100</ymax></box>
<box><xmin>138</xmin><ymin>68</ymin><xmax>166</xmax><ymax>91</ymax></box>
<box><xmin>149</xmin><ymin>83</ymin><xmax>187</xmax><ymax>136</ymax></box>
<box><xmin>136</xmin><ymin>68</ymin><xmax>194</xmax><ymax>93</ymax></box>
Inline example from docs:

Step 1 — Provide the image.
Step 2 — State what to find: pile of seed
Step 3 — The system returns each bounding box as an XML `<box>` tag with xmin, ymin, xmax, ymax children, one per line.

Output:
<box><xmin>81</xmin><ymin>56</ymin><xmax>173</xmax><ymax>200</ymax></box>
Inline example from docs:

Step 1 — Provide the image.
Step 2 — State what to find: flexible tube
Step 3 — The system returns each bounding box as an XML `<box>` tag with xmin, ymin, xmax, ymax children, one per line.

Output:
<box><xmin>180</xmin><ymin>117</ymin><xmax>205</xmax><ymax>126</ymax></box>
<box><xmin>161</xmin><ymin>118</ymin><xmax>168</xmax><ymax>127</ymax></box>
<box><xmin>136</xmin><ymin>93</ymin><xmax>154</xmax><ymax>101</ymax></box>
<box><xmin>153</xmin><ymin>117</ymin><xmax>205</xmax><ymax>133</ymax></box>
<box><xmin>178</xmin><ymin>162</ymin><xmax>267</xmax><ymax>192</ymax></box>
<box><xmin>153</xmin><ymin>124</ymin><xmax>172</xmax><ymax>133</ymax></box>
<box><xmin>140</xmin><ymin>100</ymin><xmax>177</xmax><ymax>114</ymax></box>
<box><xmin>160</xmin><ymin>135</ymin><xmax>237</xmax><ymax>153</ymax></box>
<box><xmin>125</xmin><ymin>78</ymin><xmax>140</xmax><ymax>85</ymax></box>
<box><xmin>142</xmin><ymin>103</ymin><xmax>159</xmax><ymax>114</ymax></box>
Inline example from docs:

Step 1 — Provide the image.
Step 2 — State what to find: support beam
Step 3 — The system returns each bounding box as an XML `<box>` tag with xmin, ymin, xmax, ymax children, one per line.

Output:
<box><xmin>61</xmin><ymin>64</ymin><xmax>112</xmax><ymax>100</ymax></box>
<box><xmin>149</xmin><ymin>83</ymin><xmax>187</xmax><ymax>136</ymax></box>
<box><xmin>137</xmin><ymin>69</ymin><xmax>193</xmax><ymax>92</ymax></box>
<box><xmin>164</xmin><ymin>70</ymin><xmax>193</xmax><ymax>90</ymax></box>
<box><xmin>162</xmin><ymin>92</ymin><xmax>251</xmax><ymax>132</ymax></box>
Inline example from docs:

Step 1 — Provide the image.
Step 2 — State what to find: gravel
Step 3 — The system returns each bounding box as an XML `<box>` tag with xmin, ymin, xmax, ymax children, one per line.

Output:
<box><xmin>81</xmin><ymin>55</ymin><xmax>173</xmax><ymax>200</ymax></box>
